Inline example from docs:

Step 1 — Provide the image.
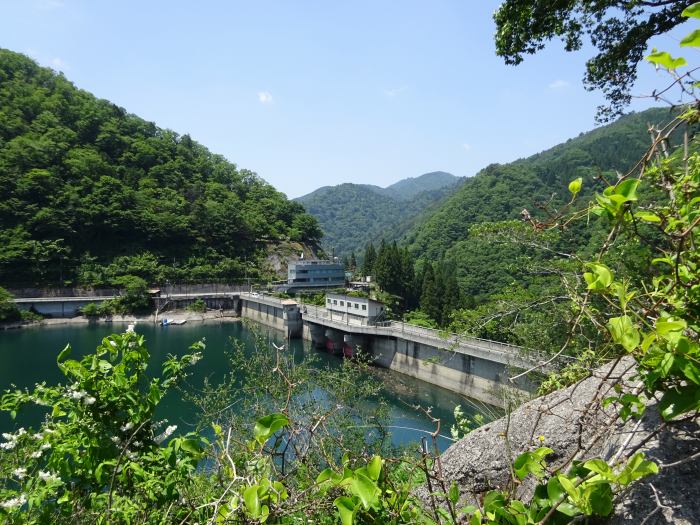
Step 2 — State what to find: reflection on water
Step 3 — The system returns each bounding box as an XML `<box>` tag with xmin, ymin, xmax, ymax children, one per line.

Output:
<box><xmin>0</xmin><ymin>320</ymin><xmax>498</xmax><ymax>450</ymax></box>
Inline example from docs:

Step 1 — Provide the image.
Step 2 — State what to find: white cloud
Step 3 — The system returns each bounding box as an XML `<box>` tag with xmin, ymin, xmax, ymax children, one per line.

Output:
<box><xmin>462</xmin><ymin>143</ymin><xmax>472</xmax><ymax>152</ymax></box>
<box><xmin>257</xmin><ymin>91</ymin><xmax>273</xmax><ymax>104</ymax></box>
<box><xmin>51</xmin><ymin>57</ymin><xmax>68</xmax><ymax>70</ymax></box>
<box><xmin>384</xmin><ymin>86</ymin><xmax>407</xmax><ymax>98</ymax></box>
<box><xmin>548</xmin><ymin>79</ymin><xmax>569</xmax><ymax>89</ymax></box>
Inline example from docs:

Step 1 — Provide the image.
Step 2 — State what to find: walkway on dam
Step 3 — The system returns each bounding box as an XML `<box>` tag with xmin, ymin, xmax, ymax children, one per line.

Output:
<box><xmin>13</xmin><ymin>289</ymin><xmax>551</xmax><ymax>371</ymax></box>
<box><xmin>298</xmin><ymin>302</ymin><xmax>546</xmax><ymax>370</ymax></box>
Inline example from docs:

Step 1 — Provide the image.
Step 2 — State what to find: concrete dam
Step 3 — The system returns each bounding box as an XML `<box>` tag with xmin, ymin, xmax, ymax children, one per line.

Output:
<box><xmin>12</xmin><ymin>289</ymin><xmax>541</xmax><ymax>407</ymax></box>
<box><xmin>235</xmin><ymin>293</ymin><xmax>539</xmax><ymax>407</ymax></box>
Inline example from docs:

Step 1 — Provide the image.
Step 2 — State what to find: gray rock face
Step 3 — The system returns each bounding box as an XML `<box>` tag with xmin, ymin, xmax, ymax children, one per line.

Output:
<box><xmin>425</xmin><ymin>357</ymin><xmax>700</xmax><ymax>524</ymax></box>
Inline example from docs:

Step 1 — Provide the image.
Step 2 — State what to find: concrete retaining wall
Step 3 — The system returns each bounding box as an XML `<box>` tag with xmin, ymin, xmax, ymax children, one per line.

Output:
<box><xmin>302</xmin><ymin>321</ymin><xmax>531</xmax><ymax>407</ymax></box>
<box><xmin>240</xmin><ymin>299</ymin><xmax>302</xmax><ymax>338</ymax></box>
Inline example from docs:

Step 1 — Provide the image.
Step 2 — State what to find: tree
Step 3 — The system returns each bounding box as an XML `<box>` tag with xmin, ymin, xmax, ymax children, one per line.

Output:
<box><xmin>362</xmin><ymin>242</ymin><xmax>377</xmax><ymax>276</ymax></box>
<box><xmin>420</xmin><ymin>263</ymin><xmax>441</xmax><ymax>323</ymax></box>
<box><xmin>494</xmin><ymin>0</ymin><xmax>692</xmax><ymax>121</ymax></box>
<box><xmin>0</xmin><ymin>286</ymin><xmax>20</xmax><ymax>322</ymax></box>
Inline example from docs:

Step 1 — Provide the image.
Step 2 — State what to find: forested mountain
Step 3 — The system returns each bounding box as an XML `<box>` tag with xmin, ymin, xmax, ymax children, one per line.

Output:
<box><xmin>405</xmin><ymin>107</ymin><xmax>678</xmax><ymax>261</ymax></box>
<box><xmin>0</xmin><ymin>49</ymin><xmax>321</xmax><ymax>287</ymax></box>
<box><xmin>295</xmin><ymin>172</ymin><xmax>461</xmax><ymax>256</ymax></box>
<box><xmin>360</xmin><ymin>106</ymin><xmax>694</xmax><ymax>355</ymax></box>
<box><xmin>389</xmin><ymin>106</ymin><xmax>691</xmax><ymax>350</ymax></box>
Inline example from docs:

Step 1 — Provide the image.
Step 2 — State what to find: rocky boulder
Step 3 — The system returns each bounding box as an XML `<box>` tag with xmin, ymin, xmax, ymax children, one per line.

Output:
<box><xmin>425</xmin><ymin>357</ymin><xmax>700</xmax><ymax>524</ymax></box>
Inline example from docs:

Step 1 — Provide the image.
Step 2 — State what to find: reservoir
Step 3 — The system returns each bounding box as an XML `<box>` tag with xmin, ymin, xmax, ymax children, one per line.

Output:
<box><xmin>0</xmin><ymin>320</ymin><xmax>495</xmax><ymax>450</ymax></box>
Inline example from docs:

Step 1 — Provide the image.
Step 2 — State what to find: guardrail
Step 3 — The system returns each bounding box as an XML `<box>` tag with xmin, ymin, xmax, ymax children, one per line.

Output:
<box><xmin>299</xmin><ymin>304</ymin><xmax>558</xmax><ymax>366</ymax></box>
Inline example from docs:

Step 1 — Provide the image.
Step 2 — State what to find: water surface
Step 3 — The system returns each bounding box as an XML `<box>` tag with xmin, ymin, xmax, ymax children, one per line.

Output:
<box><xmin>0</xmin><ymin>320</ymin><xmax>495</xmax><ymax>450</ymax></box>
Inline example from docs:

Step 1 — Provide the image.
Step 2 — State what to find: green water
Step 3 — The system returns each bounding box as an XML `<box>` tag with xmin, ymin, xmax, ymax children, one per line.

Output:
<box><xmin>0</xmin><ymin>320</ymin><xmax>493</xmax><ymax>450</ymax></box>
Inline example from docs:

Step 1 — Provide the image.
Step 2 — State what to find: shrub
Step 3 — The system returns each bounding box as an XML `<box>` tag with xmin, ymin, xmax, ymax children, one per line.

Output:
<box><xmin>186</xmin><ymin>298</ymin><xmax>206</xmax><ymax>313</ymax></box>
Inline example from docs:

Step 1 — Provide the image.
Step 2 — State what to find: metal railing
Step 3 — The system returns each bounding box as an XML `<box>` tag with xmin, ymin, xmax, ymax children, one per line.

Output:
<box><xmin>298</xmin><ymin>303</ymin><xmax>558</xmax><ymax>366</ymax></box>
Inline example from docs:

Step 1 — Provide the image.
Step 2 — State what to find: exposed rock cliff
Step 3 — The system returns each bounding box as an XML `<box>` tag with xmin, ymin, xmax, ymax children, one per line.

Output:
<box><xmin>427</xmin><ymin>357</ymin><xmax>700</xmax><ymax>524</ymax></box>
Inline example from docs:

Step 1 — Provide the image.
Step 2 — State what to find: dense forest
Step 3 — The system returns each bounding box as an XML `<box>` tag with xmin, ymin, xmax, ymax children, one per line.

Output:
<box><xmin>0</xmin><ymin>49</ymin><xmax>321</xmax><ymax>288</ymax></box>
<box><xmin>355</xmin><ymin>107</ymin><xmax>695</xmax><ymax>357</ymax></box>
<box><xmin>295</xmin><ymin>171</ymin><xmax>460</xmax><ymax>256</ymax></box>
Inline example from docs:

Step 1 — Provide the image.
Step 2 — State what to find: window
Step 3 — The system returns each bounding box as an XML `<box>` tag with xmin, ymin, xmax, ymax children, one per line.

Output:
<box><xmin>327</xmin><ymin>298</ymin><xmax>331</xmax><ymax>304</ymax></box>
<box><xmin>354</xmin><ymin>303</ymin><xmax>359</xmax><ymax>309</ymax></box>
<box><xmin>333</xmin><ymin>300</ymin><xmax>337</xmax><ymax>305</ymax></box>
<box><xmin>361</xmin><ymin>305</ymin><xmax>367</xmax><ymax>311</ymax></box>
<box><xmin>340</xmin><ymin>301</ymin><xmax>344</xmax><ymax>306</ymax></box>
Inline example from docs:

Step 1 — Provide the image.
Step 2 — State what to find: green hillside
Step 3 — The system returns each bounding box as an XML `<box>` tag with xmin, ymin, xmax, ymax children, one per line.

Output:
<box><xmin>0</xmin><ymin>49</ymin><xmax>321</xmax><ymax>287</ymax></box>
<box><xmin>295</xmin><ymin>173</ymin><xmax>461</xmax><ymax>256</ymax></box>
<box><xmin>405</xmin><ymin>107</ymin><xmax>678</xmax><ymax>261</ymax></box>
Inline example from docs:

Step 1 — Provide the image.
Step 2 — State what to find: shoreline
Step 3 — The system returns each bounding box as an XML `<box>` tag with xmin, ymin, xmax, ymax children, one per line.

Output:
<box><xmin>1</xmin><ymin>310</ymin><xmax>240</xmax><ymax>331</ymax></box>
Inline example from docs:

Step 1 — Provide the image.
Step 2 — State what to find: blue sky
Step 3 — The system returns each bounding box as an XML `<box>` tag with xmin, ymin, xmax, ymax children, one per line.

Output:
<box><xmin>0</xmin><ymin>0</ymin><xmax>690</xmax><ymax>198</ymax></box>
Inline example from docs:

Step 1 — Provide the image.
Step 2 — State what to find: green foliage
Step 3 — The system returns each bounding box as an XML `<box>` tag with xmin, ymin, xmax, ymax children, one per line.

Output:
<box><xmin>0</xmin><ymin>331</ymin><xmax>206</xmax><ymax>523</ymax></box>
<box><xmin>450</xmin><ymin>449</ymin><xmax>657</xmax><ymax>525</ymax></box>
<box><xmin>19</xmin><ymin>309</ymin><xmax>43</xmax><ymax>322</ymax></box>
<box><xmin>538</xmin><ymin>351</ymin><xmax>599</xmax><ymax>395</ymax></box>
<box><xmin>405</xmin><ymin>310</ymin><xmax>438</xmax><ymax>329</ymax></box>
<box><xmin>450</xmin><ymin>405</ymin><xmax>485</xmax><ymax>440</ymax></box>
<box><xmin>584</xmin><ymin>147</ymin><xmax>700</xmax><ymax>420</ymax></box>
<box><xmin>0</xmin><ymin>286</ymin><xmax>20</xmax><ymax>322</ymax></box>
<box><xmin>108</xmin><ymin>275</ymin><xmax>151</xmax><ymax>314</ymax></box>
<box><xmin>186</xmin><ymin>298</ymin><xmax>206</xmax><ymax>313</ymax></box>
<box><xmin>493</xmin><ymin>1</ymin><xmax>689</xmax><ymax>121</ymax></box>
<box><xmin>0</xmin><ymin>48</ymin><xmax>320</xmax><ymax>287</ymax></box>
<box><xmin>79</xmin><ymin>302</ymin><xmax>101</xmax><ymax>317</ymax></box>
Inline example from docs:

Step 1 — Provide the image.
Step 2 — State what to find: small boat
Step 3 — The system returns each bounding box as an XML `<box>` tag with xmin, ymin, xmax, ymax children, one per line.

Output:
<box><xmin>161</xmin><ymin>319</ymin><xmax>187</xmax><ymax>326</ymax></box>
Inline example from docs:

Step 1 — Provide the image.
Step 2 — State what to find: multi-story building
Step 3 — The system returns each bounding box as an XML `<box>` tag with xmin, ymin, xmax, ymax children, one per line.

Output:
<box><xmin>285</xmin><ymin>260</ymin><xmax>345</xmax><ymax>290</ymax></box>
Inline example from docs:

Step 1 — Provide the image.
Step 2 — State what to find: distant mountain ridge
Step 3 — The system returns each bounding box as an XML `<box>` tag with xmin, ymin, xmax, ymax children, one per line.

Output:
<box><xmin>380</xmin><ymin>171</ymin><xmax>459</xmax><ymax>200</ymax></box>
<box><xmin>295</xmin><ymin>172</ymin><xmax>462</xmax><ymax>256</ymax></box>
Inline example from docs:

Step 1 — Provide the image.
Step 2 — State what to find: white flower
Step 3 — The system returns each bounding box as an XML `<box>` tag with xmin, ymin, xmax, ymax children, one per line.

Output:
<box><xmin>12</xmin><ymin>467</ymin><xmax>26</xmax><ymax>479</ymax></box>
<box><xmin>189</xmin><ymin>352</ymin><xmax>202</xmax><ymax>365</ymax></box>
<box><xmin>84</xmin><ymin>396</ymin><xmax>96</xmax><ymax>405</ymax></box>
<box><xmin>16</xmin><ymin>428</ymin><xmax>26</xmax><ymax>437</ymax></box>
<box><xmin>0</xmin><ymin>441</ymin><xmax>16</xmax><ymax>451</ymax></box>
<box><xmin>0</xmin><ymin>494</ymin><xmax>26</xmax><ymax>509</ymax></box>
<box><xmin>32</xmin><ymin>432</ymin><xmax>44</xmax><ymax>440</ymax></box>
<box><xmin>69</xmin><ymin>390</ymin><xmax>86</xmax><ymax>400</ymax></box>
<box><xmin>30</xmin><ymin>451</ymin><xmax>42</xmax><ymax>458</ymax></box>
<box><xmin>126</xmin><ymin>451</ymin><xmax>137</xmax><ymax>461</ymax></box>
<box><xmin>111</xmin><ymin>436</ymin><xmax>120</xmax><ymax>444</ymax></box>
<box><xmin>38</xmin><ymin>471</ymin><xmax>61</xmax><ymax>483</ymax></box>
<box><xmin>126</xmin><ymin>325</ymin><xmax>135</xmax><ymax>334</ymax></box>
<box><xmin>120</xmin><ymin>422</ymin><xmax>134</xmax><ymax>432</ymax></box>
<box><xmin>2</xmin><ymin>433</ymin><xmax>13</xmax><ymax>440</ymax></box>
<box><xmin>109</xmin><ymin>340</ymin><xmax>117</xmax><ymax>348</ymax></box>
<box><xmin>40</xmin><ymin>443</ymin><xmax>51</xmax><ymax>451</ymax></box>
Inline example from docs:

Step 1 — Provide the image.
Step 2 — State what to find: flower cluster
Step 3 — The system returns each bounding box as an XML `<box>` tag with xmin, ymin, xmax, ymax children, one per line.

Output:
<box><xmin>0</xmin><ymin>494</ymin><xmax>26</xmax><ymax>510</ymax></box>
<box><xmin>38</xmin><ymin>470</ymin><xmax>62</xmax><ymax>484</ymax></box>
<box><xmin>0</xmin><ymin>428</ymin><xmax>26</xmax><ymax>451</ymax></box>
